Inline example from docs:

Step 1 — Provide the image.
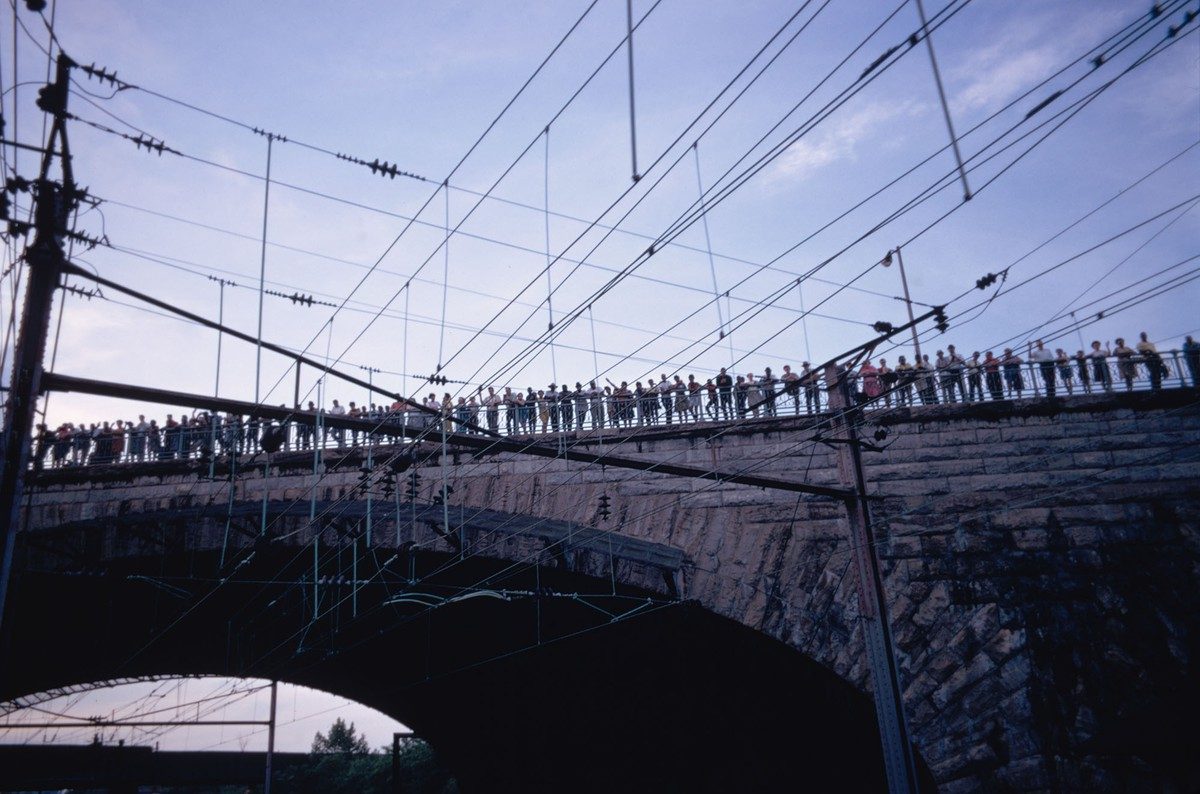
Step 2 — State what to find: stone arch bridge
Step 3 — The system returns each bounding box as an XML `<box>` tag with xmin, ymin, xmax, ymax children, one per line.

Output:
<box><xmin>3</xmin><ymin>391</ymin><xmax>1199</xmax><ymax>792</ymax></box>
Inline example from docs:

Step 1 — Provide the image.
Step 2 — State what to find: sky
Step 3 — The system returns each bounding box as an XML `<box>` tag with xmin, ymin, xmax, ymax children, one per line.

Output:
<box><xmin>1</xmin><ymin>0</ymin><xmax>1198</xmax><ymax>752</ymax></box>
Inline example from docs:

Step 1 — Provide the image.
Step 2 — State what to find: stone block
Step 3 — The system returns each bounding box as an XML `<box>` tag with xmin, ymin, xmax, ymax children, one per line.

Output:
<box><xmin>932</xmin><ymin>651</ymin><xmax>996</xmax><ymax>711</ymax></box>
<box><xmin>912</xmin><ymin>583</ymin><xmax>951</xmax><ymax>628</ymax></box>
<box><xmin>983</xmin><ymin>628</ymin><xmax>1026</xmax><ymax>662</ymax></box>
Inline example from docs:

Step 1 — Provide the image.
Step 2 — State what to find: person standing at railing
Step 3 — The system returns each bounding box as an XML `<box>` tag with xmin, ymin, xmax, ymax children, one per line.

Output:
<box><xmin>329</xmin><ymin>400</ymin><xmax>347</xmax><ymax>447</ymax></box>
<box><xmin>934</xmin><ymin>351</ymin><xmax>954</xmax><ymax>403</ymax></box>
<box><xmin>704</xmin><ymin>378</ymin><xmax>719</xmax><ymax>419</ymax></box>
<box><xmin>745</xmin><ymin>374</ymin><xmax>762</xmax><ymax>417</ymax></box>
<box><xmin>130</xmin><ymin>415</ymin><xmax>148</xmax><ymax>462</ymax></box>
<box><xmin>588</xmin><ymin>381</ymin><xmax>605</xmax><ymax>430</ymax></box>
<box><xmin>916</xmin><ymin>355</ymin><xmax>937</xmax><ymax>405</ymax></box>
<box><xmin>117</xmin><ymin>420</ymin><xmax>131</xmax><ymax>463</ymax></box>
<box><xmin>147</xmin><ymin>420</ymin><xmax>161</xmax><ymax>461</ymax></box>
<box><xmin>183</xmin><ymin>415</ymin><xmax>197</xmax><ymax>458</ymax></box>
<box><xmin>966</xmin><ymin>352</ymin><xmax>984</xmax><ymax>402</ymax></box>
<box><xmin>947</xmin><ymin>346</ymin><xmax>967</xmax><ymax>402</ymax></box>
<box><xmin>781</xmin><ymin>365</ymin><xmax>800</xmax><ymax>414</ymax></box>
<box><xmin>223</xmin><ymin>414</ymin><xmax>240</xmax><ymax>456</ymax></box>
<box><xmin>71</xmin><ymin>423</ymin><xmax>88</xmax><ymax>465</ymax></box>
<box><xmin>672</xmin><ymin>376</ymin><xmax>687</xmax><ymax>423</ymax></box>
<box><xmin>420</xmin><ymin>393</ymin><xmax>439</xmax><ymax>431</ymax></box>
<box><xmin>1113</xmin><ymin>338</ymin><xmax>1137</xmax><ymax>392</ymax></box>
<box><xmin>878</xmin><ymin>359</ymin><xmax>896</xmax><ymax>407</ymax></box>
<box><xmin>609</xmin><ymin>383</ymin><xmax>628</xmax><ymax>429</ymax></box>
<box><xmin>1088</xmin><ymin>341</ymin><xmax>1112</xmax><ymax>391</ymax></box>
<box><xmin>1137</xmin><ymin>332</ymin><xmax>1166</xmax><ymax>390</ymax></box>
<box><xmin>1073</xmin><ymin>350</ymin><xmax>1092</xmax><ymax>393</ymax></box>
<box><xmin>572</xmin><ymin>383</ymin><xmax>587</xmax><ymax>431</ymax></box>
<box><xmin>636</xmin><ymin>382</ymin><xmax>653</xmax><ymax>426</ymax></box>
<box><xmin>1184</xmin><ymin>336</ymin><xmax>1200</xmax><ymax>387</ymax></box>
<box><xmin>466</xmin><ymin>393</ymin><xmax>480</xmax><ymax>431</ymax></box>
<box><xmin>454</xmin><ymin>396</ymin><xmax>470</xmax><ymax>432</ymax></box>
<box><xmin>347</xmin><ymin>402</ymin><xmax>361</xmax><ymax>446</ymax></box>
<box><xmin>733</xmin><ymin>375</ymin><xmax>748</xmax><ymax>417</ymax></box>
<box><xmin>761</xmin><ymin>368</ymin><xmax>779</xmax><ymax>417</ymax></box>
<box><xmin>894</xmin><ymin>356</ymin><xmax>914</xmax><ymax>406</ymax></box>
<box><xmin>517</xmin><ymin>391</ymin><xmax>530</xmax><ymax>434</ymax></box>
<box><xmin>244</xmin><ymin>414</ymin><xmax>259</xmax><ymax>456</ymax></box>
<box><xmin>498</xmin><ymin>388</ymin><xmax>512</xmax><ymax>435</ymax></box>
<box><xmin>483</xmin><ymin>387</ymin><xmax>501</xmax><ymax>433</ymax></box>
<box><xmin>298</xmin><ymin>402</ymin><xmax>316</xmax><ymax>450</ymax></box>
<box><xmin>1001</xmin><ymin>349</ymin><xmax>1024</xmax><ymax>398</ymax></box>
<box><xmin>162</xmin><ymin>415</ymin><xmax>178</xmax><ymax>460</ymax></box>
<box><xmin>805</xmin><ymin>363</ymin><xmax>824</xmax><ymax>414</ymax></box>
<box><xmin>656</xmin><ymin>373</ymin><xmax>674</xmax><ymax>426</ymax></box>
<box><xmin>531</xmin><ymin>390</ymin><xmax>546</xmax><ymax>433</ymax></box>
<box><xmin>1028</xmin><ymin>340</ymin><xmax>1056</xmax><ymax>398</ymax></box>
<box><xmin>687</xmin><ymin>374</ymin><xmax>702</xmax><ymax>422</ymax></box>
<box><xmin>1055</xmin><ymin>349</ymin><xmax>1075</xmax><ymax>395</ymax></box>
<box><xmin>558</xmin><ymin>384</ymin><xmax>573</xmax><ymax>431</ymax></box>
<box><xmin>52</xmin><ymin>424</ymin><xmax>73</xmax><ymax>468</ymax></box>
<box><xmin>859</xmin><ymin>360</ymin><xmax>881</xmax><ymax>405</ymax></box>
<box><xmin>716</xmin><ymin>368</ymin><xmax>734</xmax><ymax>419</ymax></box>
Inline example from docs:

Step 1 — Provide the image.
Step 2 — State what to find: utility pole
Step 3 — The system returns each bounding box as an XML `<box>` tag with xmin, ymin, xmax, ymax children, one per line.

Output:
<box><xmin>883</xmin><ymin>247</ymin><xmax>922</xmax><ymax>364</ymax></box>
<box><xmin>263</xmin><ymin>679</ymin><xmax>278</xmax><ymax>794</ymax></box>
<box><xmin>825</xmin><ymin>362</ymin><xmax>920</xmax><ymax>794</ymax></box>
<box><xmin>0</xmin><ymin>53</ymin><xmax>77</xmax><ymax>635</ymax></box>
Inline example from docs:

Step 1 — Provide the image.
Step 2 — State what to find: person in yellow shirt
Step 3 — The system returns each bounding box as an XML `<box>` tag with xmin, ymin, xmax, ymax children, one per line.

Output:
<box><xmin>1136</xmin><ymin>331</ymin><xmax>1165</xmax><ymax>390</ymax></box>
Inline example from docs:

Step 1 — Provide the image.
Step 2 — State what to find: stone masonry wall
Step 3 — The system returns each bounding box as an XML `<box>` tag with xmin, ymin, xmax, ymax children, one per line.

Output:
<box><xmin>22</xmin><ymin>391</ymin><xmax>1200</xmax><ymax>791</ymax></box>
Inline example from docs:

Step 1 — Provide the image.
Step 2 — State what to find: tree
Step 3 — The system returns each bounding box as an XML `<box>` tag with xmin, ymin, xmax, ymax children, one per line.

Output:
<box><xmin>312</xmin><ymin>717</ymin><xmax>371</xmax><ymax>754</ymax></box>
<box><xmin>270</xmin><ymin>718</ymin><xmax>457</xmax><ymax>794</ymax></box>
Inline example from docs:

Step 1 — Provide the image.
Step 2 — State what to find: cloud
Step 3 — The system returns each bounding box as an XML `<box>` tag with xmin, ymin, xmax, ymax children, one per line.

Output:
<box><xmin>946</xmin><ymin>5</ymin><xmax>1126</xmax><ymax>118</ymax></box>
<box><xmin>767</xmin><ymin>100</ymin><xmax>922</xmax><ymax>183</ymax></box>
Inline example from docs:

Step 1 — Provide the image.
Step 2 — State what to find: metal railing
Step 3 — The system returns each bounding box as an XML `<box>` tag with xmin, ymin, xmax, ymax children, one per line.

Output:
<box><xmin>32</xmin><ymin>350</ymin><xmax>1200</xmax><ymax>470</ymax></box>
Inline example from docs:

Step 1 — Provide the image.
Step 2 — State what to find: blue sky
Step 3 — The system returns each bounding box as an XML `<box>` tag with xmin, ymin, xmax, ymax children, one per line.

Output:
<box><xmin>2</xmin><ymin>0</ymin><xmax>1198</xmax><ymax>750</ymax></box>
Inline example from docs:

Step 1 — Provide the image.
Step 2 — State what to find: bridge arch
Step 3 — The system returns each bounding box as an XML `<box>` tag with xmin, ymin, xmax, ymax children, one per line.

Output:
<box><xmin>3</xmin><ymin>520</ymin><xmax>934</xmax><ymax>791</ymax></box>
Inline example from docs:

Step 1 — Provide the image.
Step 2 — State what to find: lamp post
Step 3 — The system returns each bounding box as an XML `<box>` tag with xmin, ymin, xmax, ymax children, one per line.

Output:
<box><xmin>882</xmin><ymin>247</ymin><xmax>922</xmax><ymax>363</ymax></box>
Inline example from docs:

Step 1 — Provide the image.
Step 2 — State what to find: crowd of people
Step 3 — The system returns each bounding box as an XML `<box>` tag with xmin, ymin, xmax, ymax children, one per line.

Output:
<box><xmin>33</xmin><ymin>334</ymin><xmax>1200</xmax><ymax>469</ymax></box>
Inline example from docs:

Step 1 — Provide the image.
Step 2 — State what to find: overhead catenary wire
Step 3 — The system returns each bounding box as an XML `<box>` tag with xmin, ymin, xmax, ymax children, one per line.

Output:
<box><xmin>692</xmin><ymin>141</ymin><xmax>733</xmax><ymax>368</ymax></box>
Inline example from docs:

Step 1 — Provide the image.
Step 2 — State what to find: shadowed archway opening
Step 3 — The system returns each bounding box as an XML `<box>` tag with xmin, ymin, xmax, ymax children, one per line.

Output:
<box><xmin>3</xmin><ymin>542</ymin><xmax>935</xmax><ymax>791</ymax></box>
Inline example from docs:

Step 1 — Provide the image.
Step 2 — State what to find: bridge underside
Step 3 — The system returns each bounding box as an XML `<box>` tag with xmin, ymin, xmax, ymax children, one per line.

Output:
<box><xmin>2</xmin><ymin>542</ymin><xmax>934</xmax><ymax>791</ymax></box>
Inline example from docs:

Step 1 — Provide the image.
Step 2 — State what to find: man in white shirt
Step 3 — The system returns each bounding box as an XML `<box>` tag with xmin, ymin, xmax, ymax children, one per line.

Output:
<box><xmin>329</xmin><ymin>399</ymin><xmax>347</xmax><ymax>447</ymax></box>
<box><xmin>1028</xmin><ymin>339</ymin><xmax>1057</xmax><ymax>398</ymax></box>
<box><xmin>132</xmin><ymin>414</ymin><xmax>150</xmax><ymax>461</ymax></box>
<box><xmin>483</xmin><ymin>387</ymin><xmax>502</xmax><ymax>433</ymax></box>
<box><xmin>657</xmin><ymin>373</ymin><xmax>674</xmax><ymax>426</ymax></box>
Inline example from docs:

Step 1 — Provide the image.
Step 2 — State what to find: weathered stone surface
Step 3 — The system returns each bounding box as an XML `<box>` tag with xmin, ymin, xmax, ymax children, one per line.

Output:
<box><xmin>18</xmin><ymin>389</ymin><xmax>1200</xmax><ymax>791</ymax></box>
